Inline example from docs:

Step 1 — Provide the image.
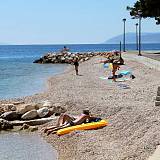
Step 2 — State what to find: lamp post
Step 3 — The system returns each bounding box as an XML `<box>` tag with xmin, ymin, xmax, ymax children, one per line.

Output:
<box><xmin>138</xmin><ymin>11</ymin><xmax>142</xmax><ymax>56</ymax></box>
<box><xmin>120</xmin><ymin>41</ymin><xmax>122</xmax><ymax>54</ymax></box>
<box><xmin>135</xmin><ymin>23</ymin><xmax>138</xmax><ymax>50</ymax></box>
<box><xmin>122</xmin><ymin>18</ymin><xmax>126</xmax><ymax>52</ymax></box>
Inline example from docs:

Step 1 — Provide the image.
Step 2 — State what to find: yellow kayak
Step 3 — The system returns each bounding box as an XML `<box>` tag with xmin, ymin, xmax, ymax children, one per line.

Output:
<box><xmin>57</xmin><ymin>120</ymin><xmax>108</xmax><ymax>136</ymax></box>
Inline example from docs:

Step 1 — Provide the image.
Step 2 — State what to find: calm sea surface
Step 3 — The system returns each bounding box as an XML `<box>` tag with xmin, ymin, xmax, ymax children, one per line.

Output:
<box><xmin>0</xmin><ymin>132</ymin><xmax>57</xmax><ymax>160</ymax></box>
<box><xmin>0</xmin><ymin>43</ymin><xmax>160</xmax><ymax>99</ymax></box>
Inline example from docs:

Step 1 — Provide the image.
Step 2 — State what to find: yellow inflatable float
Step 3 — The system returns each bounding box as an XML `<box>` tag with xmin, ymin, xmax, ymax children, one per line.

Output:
<box><xmin>57</xmin><ymin>120</ymin><xmax>108</xmax><ymax>136</ymax></box>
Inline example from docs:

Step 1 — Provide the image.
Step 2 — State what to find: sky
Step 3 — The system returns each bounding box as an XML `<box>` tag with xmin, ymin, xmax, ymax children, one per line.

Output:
<box><xmin>0</xmin><ymin>0</ymin><xmax>159</xmax><ymax>44</ymax></box>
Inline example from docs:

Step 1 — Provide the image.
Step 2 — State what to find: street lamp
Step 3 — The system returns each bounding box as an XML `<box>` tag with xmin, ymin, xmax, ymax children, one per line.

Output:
<box><xmin>138</xmin><ymin>11</ymin><xmax>142</xmax><ymax>56</ymax></box>
<box><xmin>122</xmin><ymin>18</ymin><xmax>126</xmax><ymax>52</ymax></box>
<box><xmin>135</xmin><ymin>23</ymin><xmax>138</xmax><ymax>50</ymax></box>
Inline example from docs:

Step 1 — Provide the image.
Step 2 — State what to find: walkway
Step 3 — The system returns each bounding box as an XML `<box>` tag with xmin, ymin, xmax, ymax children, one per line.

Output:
<box><xmin>124</xmin><ymin>52</ymin><xmax>160</xmax><ymax>160</ymax></box>
<box><xmin>123</xmin><ymin>52</ymin><xmax>160</xmax><ymax>71</ymax></box>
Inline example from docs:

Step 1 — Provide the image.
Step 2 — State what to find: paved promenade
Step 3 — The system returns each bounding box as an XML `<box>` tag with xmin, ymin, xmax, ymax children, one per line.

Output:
<box><xmin>124</xmin><ymin>52</ymin><xmax>160</xmax><ymax>160</ymax></box>
<box><xmin>123</xmin><ymin>52</ymin><xmax>160</xmax><ymax>71</ymax></box>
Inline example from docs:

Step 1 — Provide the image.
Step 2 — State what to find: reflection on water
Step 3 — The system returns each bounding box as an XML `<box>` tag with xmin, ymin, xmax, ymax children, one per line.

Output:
<box><xmin>0</xmin><ymin>132</ymin><xmax>57</xmax><ymax>160</ymax></box>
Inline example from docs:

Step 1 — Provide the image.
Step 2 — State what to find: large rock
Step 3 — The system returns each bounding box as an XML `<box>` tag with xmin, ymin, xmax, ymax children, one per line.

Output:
<box><xmin>37</xmin><ymin>107</ymin><xmax>49</xmax><ymax>118</ymax></box>
<box><xmin>0</xmin><ymin>111</ymin><xmax>20</xmax><ymax>121</ymax></box>
<box><xmin>21</xmin><ymin>110</ymin><xmax>38</xmax><ymax>120</ymax></box>
<box><xmin>11</xmin><ymin>117</ymin><xmax>56</xmax><ymax>126</ymax></box>
<box><xmin>42</xmin><ymin>101</ymin><xmax>53</xmax><ymax>108</ymax></box>
<box><xmin>51</xmin><ymin>103</ymin><xmax>67</xmax><ymax>115</ymax></box>
<box><xmin>155</xmin><ymin>101</ymin><xmax>160</xmax><ymax>106</ymax></box>
<box><xmin>19</xmin><ymin>123</ymin><xmax>30</xmax><ymax>130</ymax></box>
<box><xmin>13</xmin><ymin>101</ymin><xmax>25</xmax><ymax>105</ymax></box>
<box><xmin>28</xmin><ymin>126</ymin><xmax>38</xmax><ymax>132</ymax></box>
<box><xmin>85</xmin><ymin>57</ymin><xmax>89</xmax><ymax>61</ymax></box>
<box><xmin>2</xmin><ymin>104</ymin><xmax>17</xmax><ymax>112</ymax></box>
<box><xmin>17</xmin><ymin>104</ymin><xmax>38</xmax><ymax>115</ymax></box>
<box><xmin>34</xmin><ymin>103</ymin><xmax>43</xmax><ymax>109</ymax></box>
<box><xmin>0</xmin><ymin>119</ymin><xmax>13</xmax><ymax>130</ymax></box>
<box><xmin>156</xmin><ymin>96</ymin><xmax>160</xmax><ymax>101</ymax></box>
<box><xmin>0</xmin><ymin>107</ymin><xmax>4</xmax><ymax>115</ymax></box>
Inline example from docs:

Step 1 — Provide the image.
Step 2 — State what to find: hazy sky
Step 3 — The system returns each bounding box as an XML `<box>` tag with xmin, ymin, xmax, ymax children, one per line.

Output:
<box><xmin>0</xmin><ymin>0</ymin><xmax>159</xmax><ymax>44</ymax></box>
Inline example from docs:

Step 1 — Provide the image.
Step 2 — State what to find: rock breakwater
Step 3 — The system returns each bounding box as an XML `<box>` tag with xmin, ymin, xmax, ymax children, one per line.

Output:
<box><xmin>33</xmin><ymin>51</ymin><xmax>98</xmax><ymax>64</ymax></box>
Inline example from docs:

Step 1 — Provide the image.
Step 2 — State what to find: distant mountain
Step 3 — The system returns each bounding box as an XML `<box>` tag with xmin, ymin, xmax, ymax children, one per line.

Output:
<box><xmin>104</xmin><ymin>32</ymin><xmax>160</xmax><ymax>44</ymax></box>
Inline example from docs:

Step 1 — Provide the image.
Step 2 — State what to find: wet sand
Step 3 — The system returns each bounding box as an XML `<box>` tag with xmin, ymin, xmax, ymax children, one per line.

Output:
<box><xmin>1</xmin><ymin>52</ymin><xmax>160</xmax><ymax>160</ymax></box>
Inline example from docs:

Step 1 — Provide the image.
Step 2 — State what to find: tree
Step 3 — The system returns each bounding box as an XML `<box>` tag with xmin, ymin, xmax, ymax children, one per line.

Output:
<box><xmin>127</xmin><ymin>0</ymin><xmax>160</xmax><ymax>24</ymax></box>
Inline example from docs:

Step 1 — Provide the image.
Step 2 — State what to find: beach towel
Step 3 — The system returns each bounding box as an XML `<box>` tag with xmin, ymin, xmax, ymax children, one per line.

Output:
<box><xmin>117</xmin><ymin>83</ymin><xmax>130</xmax><ymax>89</ymax></box>
<box><xmin>119</xmin><ymin>70</ymin><xmax>131</xmax><ymax>75</ymax></box>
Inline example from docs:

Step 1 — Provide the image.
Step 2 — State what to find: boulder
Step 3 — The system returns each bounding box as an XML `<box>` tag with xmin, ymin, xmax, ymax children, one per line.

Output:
<box><xmin>19</xmin><ymin>123</ymin><xmax>30</xmax><ymax>130</ymax></box>
<box><xmin>28</xmin><ymin>126</ymin><xmax>38</xmax><ymax>132</ymax></box>
<box><xmin>13</xmin><ymin>101</ymin><xmax>25</xmax><ymax>105</ymax></box>
<box><xmin>51</xmin><ymin>103</ymin><xmax>67</xmax><ymax>115</ymax></box>
<box><xmin>156</xmin><ymin>96</ymin><xmax>160</xmax><ymax>101</ymax></box>
<box><xmin>155</xmin><ymin>101</ymin><xmax>160</xmax><ymax>106</ymax></box>
<box><xmin>85</xmin><ymin>57</ymin><xmax>89</xmax><ymax>61</ymax></box>
<box><xmin>21</xmin><ymin>110</ymin><xmax>38</xmax><ymax>120</ymax></box>
<box><xmin>37</xmin><ymin>107</ymin><xmax>49</xmax><ymax>118</ymax></box>
<box><xmin>2</xmin><ymin>104</ymin><xmax>17</xmax><ymax>112</ymax></box>
<box><xmin>0</xmin><ymin>118</ymin><xmax>13</xmax><ymax>130</ymax></box>
<box><xmin>0</xmin><ymin>111</ymin><xmax>20</xmax><ymax>121</ymax></box>
<box><xmin>48</xmin><ymin>108</ymin><xmax>55</xmax><ymax>116</ymax></box>
<box><xmin>42</xmin><ymin>101</ymin><xmax>53</xmax><ymax>108</ymax></box>
<box><xmin>17</xmin><ymin>104</ymin><xmax>38</xmax><ymax>115</ymax></box>
<box><xmin>19</xmin><ymin>124</ymin><xmax>38</xmax><ymax>132</ymax></box>
<box><xmin>0</xmin><ymin>107</ymin><xmax>4</xmax><ymax>115</ymax></box>
<box><xmin>34</xmin><ymin>103</ymin><xmax>43</xmax><ymax>109</ymax></box>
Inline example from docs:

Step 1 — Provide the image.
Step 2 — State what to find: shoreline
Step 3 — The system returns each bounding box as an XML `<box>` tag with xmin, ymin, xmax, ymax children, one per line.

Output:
<box><xmin>1</xmin><ymin>52</ymin><xmax>160</xmax><ymax>159</ymax></box>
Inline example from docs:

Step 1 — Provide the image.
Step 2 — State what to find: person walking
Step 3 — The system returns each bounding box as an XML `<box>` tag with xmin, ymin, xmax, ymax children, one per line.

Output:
<box><xmin>73</xmin><ymin>57</ymin><xmax>79</xmax><ymax>75</ymax></box>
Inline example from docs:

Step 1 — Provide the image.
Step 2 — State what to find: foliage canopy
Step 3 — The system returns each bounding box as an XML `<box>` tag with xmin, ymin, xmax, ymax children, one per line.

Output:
<box><xmin>127</xmin><ymin>0</ymin><xmax>160</xmax><ymax>24</ymax></box>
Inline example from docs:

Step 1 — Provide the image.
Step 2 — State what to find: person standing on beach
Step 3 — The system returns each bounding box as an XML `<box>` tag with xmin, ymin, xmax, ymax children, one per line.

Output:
<box><xmin>99</xmin><ymin>51</ymin><xmax>121</xmax><ymax>82</ymax></box>
<box><xmin>73</xmin><ymin>57</ymin><xmax>79</xmax><ymax>75</ymax></box>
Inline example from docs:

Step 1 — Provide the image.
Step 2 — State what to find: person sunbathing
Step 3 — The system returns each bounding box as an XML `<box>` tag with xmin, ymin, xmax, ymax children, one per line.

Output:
<box><xmin>43</xmin><ymin>110</ymin><xmax>99</xmax><ymax>135</ymax></box>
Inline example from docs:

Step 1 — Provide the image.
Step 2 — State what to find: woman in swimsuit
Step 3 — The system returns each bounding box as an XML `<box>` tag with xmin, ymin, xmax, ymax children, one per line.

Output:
<box><xmin>43</xmin><ymin>110</ymin><xmax>98</xmax><ymax>135</ymax></box>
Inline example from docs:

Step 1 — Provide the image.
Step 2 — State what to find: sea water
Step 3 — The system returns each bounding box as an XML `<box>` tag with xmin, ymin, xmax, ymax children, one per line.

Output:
<box><xmin>0</xmin><ymin>132</ymin><xmax>57</xmax><ymax>160</ymax></box>
<box><xmin>0</xmin><ymin>44</ymin><xmax>160</xmax><ymax>99</ymax></box>
<box><xmin>0</xmin><ymin>45</ymin><xmax>69</xmax><ymax>99</ymax></box>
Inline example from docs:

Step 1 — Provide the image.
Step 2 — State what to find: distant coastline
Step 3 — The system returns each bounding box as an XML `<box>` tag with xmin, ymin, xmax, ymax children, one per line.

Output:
<box><xmin>104</xmin><ymin>32</ymin><xmax>160</xmax><ymax>44</ymax></box>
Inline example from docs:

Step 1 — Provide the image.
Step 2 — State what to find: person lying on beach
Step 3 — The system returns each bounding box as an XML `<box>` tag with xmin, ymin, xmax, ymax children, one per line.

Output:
<box><xmin>43</xmin><ymin>109</ymin><xmax>100</xmax><ymax>135</ymax></box>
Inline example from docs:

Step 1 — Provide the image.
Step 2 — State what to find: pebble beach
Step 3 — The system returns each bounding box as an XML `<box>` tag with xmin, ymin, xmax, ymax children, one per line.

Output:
<box><xmin>1</xmin><ymin>52</ymin><xmax>160</xmax><ymax>160</ymax></box>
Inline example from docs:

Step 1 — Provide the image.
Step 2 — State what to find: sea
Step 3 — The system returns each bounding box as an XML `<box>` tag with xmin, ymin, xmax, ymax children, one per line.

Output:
<box><xmin>0</xmin><ymin>132</ymin><xmax>57</xmax><ymax>160</ymax></box>
<box><xmin>0</xmin><ymin>43</ymin><xmax>160</xmax><ymax>100</ymax></box>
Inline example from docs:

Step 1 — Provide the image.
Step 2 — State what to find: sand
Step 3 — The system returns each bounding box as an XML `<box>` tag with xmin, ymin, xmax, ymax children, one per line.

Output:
<box><xmin>1</xmin><ymin>52</ymin><xmax>160</xmax><ymax>160</ymax></box>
